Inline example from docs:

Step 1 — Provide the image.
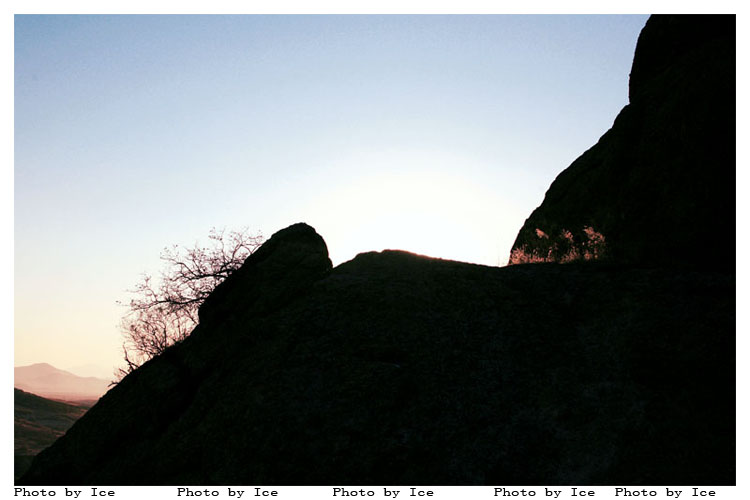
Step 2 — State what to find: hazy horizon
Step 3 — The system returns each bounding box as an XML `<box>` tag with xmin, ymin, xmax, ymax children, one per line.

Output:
<box><xmin>14</xmin><ymin>14</ymin><xmax>649</xmax><ymax>377</ymax></box>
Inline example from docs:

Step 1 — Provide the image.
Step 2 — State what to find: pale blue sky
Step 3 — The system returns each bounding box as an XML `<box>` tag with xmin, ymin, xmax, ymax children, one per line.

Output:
<box><xmin>15</xmin><ymin>14</ymin><xmax>649</xmax><ymax>376</ymax></box>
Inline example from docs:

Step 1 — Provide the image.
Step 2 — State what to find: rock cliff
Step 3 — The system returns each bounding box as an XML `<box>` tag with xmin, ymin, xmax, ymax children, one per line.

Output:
<box><xmin>510</xmin><ymin>15</ymin><xmax>735</xmax><ymax>270</ymax></box>
<box><xmin>19</xmin><ymin>15</ymin><xmax>735</xmax><ymax>486</ymax></box>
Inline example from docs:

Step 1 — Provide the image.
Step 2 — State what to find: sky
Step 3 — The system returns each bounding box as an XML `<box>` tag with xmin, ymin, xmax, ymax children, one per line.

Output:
<box><xmin>14</xmin><ymin>14</ymin><xmax>650</xmax><ymax>379</ymax></box>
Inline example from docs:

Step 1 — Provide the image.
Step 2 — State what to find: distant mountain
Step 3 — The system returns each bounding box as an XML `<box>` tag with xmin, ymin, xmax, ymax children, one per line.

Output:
<box><xmin>65</xmin><ymin>363</ymin><xmax>114</xmax><ymax>380</ymax></box>
<box><xmin>15</xmin><ymin>363</ymin><xmax>110</xmax><ymax>402</ymax></box>
<box><xmin>14</xmin><ymin>388</ymin><xmax>88</xmax><ymax>480</ymax></box>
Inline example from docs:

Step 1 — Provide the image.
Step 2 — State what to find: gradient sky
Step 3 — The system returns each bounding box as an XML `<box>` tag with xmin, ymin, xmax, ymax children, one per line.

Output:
<box><xmin>14</xmin><ymin>14</ymin><xmax>649</xmax><ymax>378</ymax></box>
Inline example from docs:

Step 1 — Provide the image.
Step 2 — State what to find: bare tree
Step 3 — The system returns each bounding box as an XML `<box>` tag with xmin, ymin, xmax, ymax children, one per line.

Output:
<box><xmin>117</xmin><ymin>227</ymin><xmax>263</xmax><ymax>379</ymax></box>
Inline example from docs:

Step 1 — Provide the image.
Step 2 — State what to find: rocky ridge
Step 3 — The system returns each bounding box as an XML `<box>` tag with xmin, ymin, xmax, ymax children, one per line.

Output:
<box><xmin>19</xmin><ymin>225</ymin><xmax>735</xmax><ymax>485</ymax></box>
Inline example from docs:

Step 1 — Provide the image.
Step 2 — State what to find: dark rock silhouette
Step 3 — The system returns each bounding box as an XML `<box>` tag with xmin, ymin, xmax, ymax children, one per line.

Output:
<box><xmin>198</xmin><ymin>221</ymin><xmax>332</xmax><ymax>326</ymax></box>
<box><xmin>510</xmin><ymin>15</ymin><xmax>735</xmax><ymax>270</ymax></box>
<box><xmin>19</xmin><ymin>15</ymin><xmax>735</xmax><ymax>486</ymax></box>
<box><xmin>18</xmin><ymin>232</ymin><xmax>735</xmax><ymax>485</ymax></box>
